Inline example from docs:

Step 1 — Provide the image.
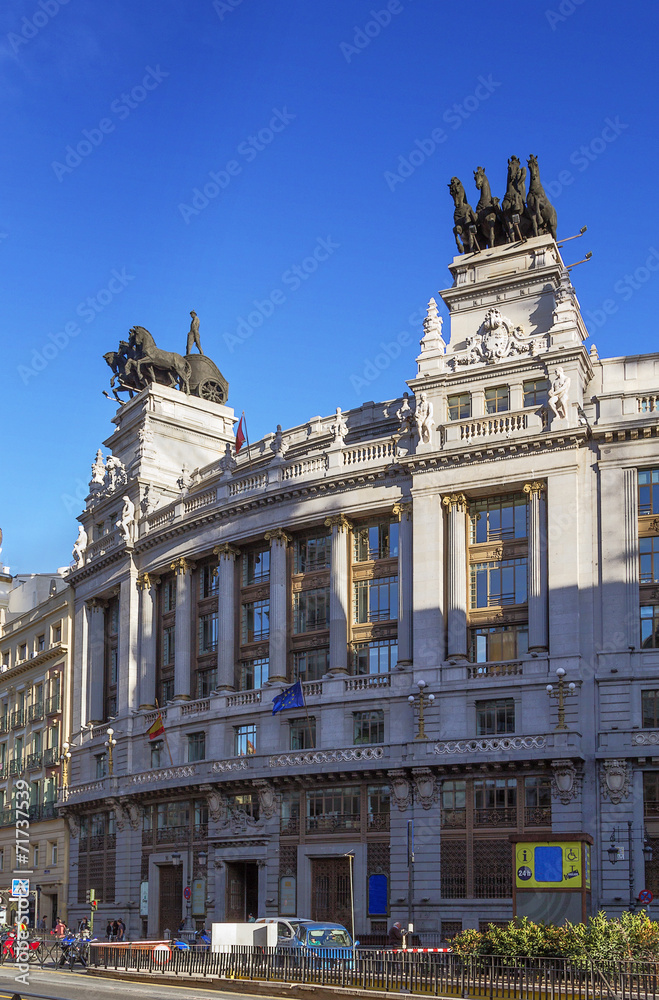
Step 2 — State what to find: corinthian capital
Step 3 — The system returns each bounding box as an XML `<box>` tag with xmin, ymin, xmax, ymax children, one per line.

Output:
<box><xmin>442</xmin><ymin>493</ymin><xmax>467</xmax><ymax>512</ymax></box>
<box><xmin>213</xmin><ymin>543</ymin><xmax>241</xmax><ymax>560</ymax></box>
<box><xmin>393</xmin><ymin>501</ymin><xmax>413</xmax><ymax>521</ymax></box>
<box><xmin>170</xmin><ymin>557</ymin><xmax>194</xmax><ymax>576</ymax></box>
<box><xmin>264</xmin><ymin>528</ymin><xmax>291</xmax><ymax>546</ymax></box>
<box><xmin>523</xmin><ymin>481</ymin><xmax>545</xmax><ymax>498</ymax></box>
<box><xmin>324</xmin><ymin>514</ymin><xmax>352</xmax><ymax>532</ymax></box>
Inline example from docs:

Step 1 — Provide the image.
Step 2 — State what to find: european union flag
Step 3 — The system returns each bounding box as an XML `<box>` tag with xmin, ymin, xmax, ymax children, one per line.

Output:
<box><xmin>272</xmin><ymin>679</ymin><xmax>305</xmax><ymax>715</ymax></box>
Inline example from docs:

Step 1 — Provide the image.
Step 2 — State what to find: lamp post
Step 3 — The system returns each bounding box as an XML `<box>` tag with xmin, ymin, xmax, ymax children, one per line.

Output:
<box><xmin>343</xmin><ymin>852</ymin><xmax>356</xmax><ymax>966</ymax></box>
<box><xmin>104</xmin><ymin>728</ymin><xmax>116</xmax><ymax>776</ymax></box>
<box><xmin>408</xmin><ymin>680</ymin><xmax>435</xmax><ymax>740</ymax></box>
<box><xmin>608</xmin><ymin>822</ymin><xmax>653</xmax><ymax>911</ymax></box>
<box><xmin>546</xmin><ymin>667</ymin><xmax>577</xmax><ymax>730</ymax></box>
<box><xmin>60</xmin><ymin>742</ymin><xmax>71</xmax><ymax>791</ymax></box>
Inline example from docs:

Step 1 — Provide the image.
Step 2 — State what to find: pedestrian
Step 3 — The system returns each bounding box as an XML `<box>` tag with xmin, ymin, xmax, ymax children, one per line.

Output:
<box><xmin>38</xmin><ymin>915</ymin><xmax>46</xmax><ymax>933</ymax></box>
<box><xmin>111</xmin><ymin>919</ymin><xmax>119</xmax><ymax>940</ymax></box>
<box><xmin>55</xmin><ymin>917</ymin><xmax>66</xmax><ymax>936</ymax></box>
<box><xmin>117</xmin><ymin>917</ymin><xmax>125</xmax><ymax>941</ymax></box>
<box><xmin>388</xmin><ymin>921</ymin><xmax>403</xmax><ymax>947</ymax></box>
<box><xmin>79</xmin><ymin>917</ymin><xmax>89</xmax><ymax>934</ymax></box>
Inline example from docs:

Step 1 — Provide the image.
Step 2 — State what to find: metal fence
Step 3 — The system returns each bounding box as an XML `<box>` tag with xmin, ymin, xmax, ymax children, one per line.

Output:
<box><xmin>88</xmin><ymin>943</ymin><xmax>659</xmax><ymax>998</ymax></box>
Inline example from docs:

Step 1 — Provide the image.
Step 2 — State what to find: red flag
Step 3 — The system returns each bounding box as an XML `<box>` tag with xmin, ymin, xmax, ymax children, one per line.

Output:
<box><xmin>235</xmin><ymin>414</ymin><xmax>246</xmax><ymax>453</ymax></box>
<box><xmin>146</xmin><ymin>713</ymin><xmax>165</xmax><ymax>741</ymax></box>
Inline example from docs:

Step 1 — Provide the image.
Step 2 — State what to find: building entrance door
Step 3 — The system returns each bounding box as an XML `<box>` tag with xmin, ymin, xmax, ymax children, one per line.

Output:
<box><xmin>225</xmin><ymin>862</ymin><xmax>258</xmax><ymax>921</ymax></box>
<box><xmin>158</xmin><ymin>863</ymin><xmax>182</xmax><ymax>937</ymax></box>
<box><xmin>311</xmin><ymin>857</ymin><xmax>352</xmax><ymax>929</ymax></box>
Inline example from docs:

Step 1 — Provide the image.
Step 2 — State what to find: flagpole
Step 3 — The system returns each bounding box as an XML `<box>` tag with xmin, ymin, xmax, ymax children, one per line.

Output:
<box><xmin>155</xmin><ymin>698</ymin><xmax>174</xmax><ymax>766</ymax></box>
<box><xmin>300</xmin><ymin>682</ymin><xmax>315</xmax><ymax>749</ymax></box>
<box><xmin>242</xmin><ymin>410</ymin><xmax>253</xmax><ymax>470</ymax></box>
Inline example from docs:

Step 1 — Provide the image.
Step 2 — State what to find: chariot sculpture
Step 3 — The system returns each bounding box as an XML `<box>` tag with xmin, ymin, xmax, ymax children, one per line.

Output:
<box><xmin>449</xmin><ymin>154</ymin><xmax>557</xmax><ymax>253</ymax></box>
<box><xmin>103</xmin><ymin>312</ymin><xmax>229</xmax><ymax>405</ymax></box>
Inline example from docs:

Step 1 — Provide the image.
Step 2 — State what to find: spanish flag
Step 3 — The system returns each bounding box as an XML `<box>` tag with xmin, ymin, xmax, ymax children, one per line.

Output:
<box><xmin>147</xmin><ymin>714</ymin><xmax>165</xmax><ymax>741</ymax></box>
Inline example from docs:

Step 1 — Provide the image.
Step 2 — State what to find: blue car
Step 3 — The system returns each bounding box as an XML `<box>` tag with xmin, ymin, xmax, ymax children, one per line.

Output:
<box><xmin>257</xmin><ymin>918</ymin><xmax>358</xmax><ymax>966</ymax></box>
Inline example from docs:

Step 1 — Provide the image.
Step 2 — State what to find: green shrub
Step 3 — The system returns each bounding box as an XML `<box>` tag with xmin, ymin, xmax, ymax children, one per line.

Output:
<box><xmin>450</xmin><ymin>912</ymin><xmax>659</xmax><ymax>963</ymax></box>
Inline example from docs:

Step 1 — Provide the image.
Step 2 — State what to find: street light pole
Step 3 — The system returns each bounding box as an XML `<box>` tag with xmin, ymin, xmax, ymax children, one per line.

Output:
<box><xmin>343</xmin><ymin>852</ymin><xmax>356</xmax><ymax>966</ymax></box>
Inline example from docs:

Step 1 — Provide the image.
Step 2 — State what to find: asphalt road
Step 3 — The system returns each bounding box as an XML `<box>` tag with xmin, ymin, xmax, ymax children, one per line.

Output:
<box><xmin>0</xmin><ymin>967</ymin><xmax>279</xmax><ymax>1000</ymax></box>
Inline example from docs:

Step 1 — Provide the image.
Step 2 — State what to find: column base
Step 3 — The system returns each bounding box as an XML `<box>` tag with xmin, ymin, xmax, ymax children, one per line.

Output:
<box><xmin>396</xmin><ymin>659</ymin><xmax>412</xmax><ymax>670</ymax></box>
<box><xmin>328</xmin><ymin>666</ymin><xmax>349</xmax><ymax>676</ymax></box>
<box><xmin>171</xmin><ymin>694</ymin><xmax>191</xmax><ymax>702</ymax></box>
<box><xmin>138</xmin><ymin>704</ymin><xmax>155</xmax><ymax>712</ymax></box>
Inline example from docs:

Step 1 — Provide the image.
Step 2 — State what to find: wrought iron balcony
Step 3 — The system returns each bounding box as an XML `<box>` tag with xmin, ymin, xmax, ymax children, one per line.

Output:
<box><xmin>441</xmin><ymin>808</ymin><xmax>467</xmax><ymax>829</ymax></box>
<box><xmin>473</xmin><ymin>806</ymin><xmax>517</xmax><ymax>827</ymax></box>
<box><xmin>27</xmin><ymin>703</ymin><xmax>44</xmax><ymax>723</ymax></box>
<box><xmin>10</xmin><ymin>710</ymin><xmax>24</xmax><ymax>730</ymax></box>
<box><xmin>0</xmin><ymin>718</ymin><xmax>9</xmax><ymax>735</ymax></box>
<box><xmin>26</xmin><ymin>753</ymin><xmax>42</xmax><ymax>771</ymax></box>
<box><xmin>8</xmin><ymin>757</ymin><xmax>23</xmax><ymax>775</ymax></box>
<box><xmin>305</xmin><ymin>814</ymin><xmax>361</xmax><ymax>835</ymax></box>
<box><xmin>43</xmin><ymin>747</ymin><xmax>59</xmax><ymax>767</ymax></box>
<box><xmin>45</xmin><ymin>694</ymin><xmax>61</xmax><ymax>716</ymax></box>
<box><xmin>524</xmin><ymin>805</ymin><xmax>552</xmax><ymax>827</ymax></box>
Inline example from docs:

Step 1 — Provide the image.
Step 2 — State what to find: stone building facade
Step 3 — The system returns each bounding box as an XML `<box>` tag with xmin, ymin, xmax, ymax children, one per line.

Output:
<box><xmin>60</xmin><ymin>233</ymin><xmax>659</xmax><ymax>938</ymax></box>
<box><xmin>0</xmin><ymin>570</ymin><xmax>73</xmax><ymax>927</ymax></box>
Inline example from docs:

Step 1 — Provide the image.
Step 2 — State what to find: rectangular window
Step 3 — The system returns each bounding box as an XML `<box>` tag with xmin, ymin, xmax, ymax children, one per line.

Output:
<box><xmin>50</xmin><ymin>841</ymin><xmax>58</xmax><ymax>865</ymax></box>
<box><xmin>485</xmin><ymin>385</ymin><xmax>510</xmax><ymax>414</ymax></box>
<box><xmin>447</xmin><ymin>392</ymin><xmax>471</xmax><ymax>421</ymax></box>
<box><xmin>294</xmin><ymin>588</ymin><xmax>329</xmax><ymax>633</ymax></box>
<box><xmin>163</xmin><ymin>579</ymin><xmax>177</xmax><ymax>613</ymax></box>
<box><xmin>198</xmin><ymin>612</ymin><xmax>218</xmax><ymax>654</ymax></box>
<box><xmin>1</xmin><ymin>652</ymin><xmax>8</xmax><ymax>669</ymax></box>
<box><xmin>240</xmin><ymin>657</ymin><xmax>269</xmax><ymax>690</ymax></box>
<box><xmin>523</xmin><ymin>378</ymin><xmax>550</xmax><ymax>407</ymax></box>
<box><xmin>524</xmin><ymin>775</ymin><xmax>552</xmax><ymax>825</ymax></box>
<box><xmin>639</xmin><ymin>469</ymin><xmax>659</xmax><ymax>516</ymax></box>
<box><xmin>354</xmin><ymin>639</ymin><xmax>398</xmax><ymax>674</ymax></box>
<box><xmin>33</xmin><ymin>844</ymin><xmax>39</xmax><ymax>868</ymax></box>
<box><xmin>295</xmin><ymin>534</ymin><xmax>331</xmax><ymax>573</ymax></box>
<box><xmin>643</xmin><ymin>690</ymin><xmax>659</xmax><ymax>728</ymax></box>
<box><xmin>354</xmin><ymin>577</ymin><xmax>398</xmax><ymax>623</ymax></box>
<box><xmin>474</xmin><ymin>778</ymin><xmax>517</xmax><ymax>822</ymax></box>
<box><xmin>641</xmin><ymin>606</ymin><xmax>659</xmax><ymax>649</ymax></box>
<box><xmin>234</xmin><ymin>724</ymin><xmax>257</xmax><ymax>757</ymax></box>
<box><xmin>290</xmin><ymin>717</ymin><xmax>316</xmax><ymax>750</ymax></box>
<box><xmin>196</xmin><ymin>667</ymin><xmax>217</xmax><ymax>698</ymax></box>
<box><xmin>95</xmin><ymin>753</ymin><xmax>107</xmax><ymax>778</ymax></box>
<box><xmin>242</xmin><ymin>600</ymin><xmax>270</xmax><ymax>643</ymax></box>
<box><xmin>19</xmin><ymin>644</ymin><xmax>27</xmax><ymax>661</ymax></box>
<box><xmin>354</xmin><ymin>521</ymin><xmax>399</xmax><ymax>562</ymax></box>
<box><xmin>187</xmin><ymin>731</ymin><xmax>206</xmax><ymax>762</ymax></box>
<box><xmin>353</xmin><ymin>709</ymin><xmax>384</xmax><ymax>745</ymax></box>
<box><xmin>470</xmin><ymin>496</ymin><xmax>527</xmax><ymax>542</ymax></box>
<box><xmin>640</xmin><ymin>537</ymin><xmax>659</xmax><ymax>584</ymax></box>
<box><xmin>163</xmin><ymin>626</ymin><xmax>175</xmax><ymax>665</ymax></box>
<box><xmin>199</xmin><ymin>565</ymin><xmax>219</xmax><ymax>599</ymax></box>
<box><xmin>469</xmin><ymin>624</ymin><xmax>528</xmax><ymax>663</ymax></box>
<box><xmin>161</xmin><ymin>678</ymin><xmax>174</xmax><ymax>703</ymax></box>
<box><xmin>52</xmin><ymin>623</ymin><xmax>62</xmax><ymax>644</ymax></box>
<box><xmin>306</xmin><ymin>786</ymin><xmax>360</xmax><ymax>834</ymax></box>
<box><xmin>441</xmin><ymin>779</ymin><xmax>466</xmax><ymax>828</ymax></box>
<box><xmin>243</xmin><ymin>548</ymin><xmax>270</xmax><ymax>585</ymax></box>
<box><xmin>36</xmin><ymin>635</ymin><xmax>45</xmax><ymax>652</ymax></box>
<box><xmin>150</xmin><ymin>741</ymin><xmax>163</xmax><ymax>768</ymax></box>
<box><xmin>293</xmin><ymin>648</ymin><xmax>328</xmax><ymax>682</ymax></box>
<box><xmin>470</xmin><ymin>558</ymin><xmax>527</xmax><ymax>608</ymax></box>
<box><xmin>476</xmin><ymin>698</ymin><xmax>515</xmax><ymax>735</ymax></box>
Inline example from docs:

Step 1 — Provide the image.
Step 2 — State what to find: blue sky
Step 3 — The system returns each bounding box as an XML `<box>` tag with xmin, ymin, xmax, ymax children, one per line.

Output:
<box><xmin>1</xmin><ymin>0</ymin><xmax>657</xmax><ymax>572</ymax></box>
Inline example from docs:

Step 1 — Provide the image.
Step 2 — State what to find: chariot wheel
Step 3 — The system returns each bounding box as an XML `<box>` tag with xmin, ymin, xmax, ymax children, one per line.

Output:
<box><xmin>199</xmin><ymin>379</ymin><xmax>225</xmax><ymax>403</ymax></box>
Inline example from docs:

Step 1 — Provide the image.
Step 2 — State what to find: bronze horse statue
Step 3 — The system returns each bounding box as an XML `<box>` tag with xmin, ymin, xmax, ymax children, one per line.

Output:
<box><xmin>501</xmin><ymin>155</ymin><xmax>532</xmax><ymax>240</ymax></box>
<box><xmin>126</xmin><ymin>326</ymin><xmax>191</xmax><ymax>394</ymax></box>
<box><xmin>473</xmin><ymin>166</ymin><xmax>505</xmax><ymax>249</ymax></box>
<box><xmin>526</xmin><ymin>154</ymin><xmax>557</xmax><ymax>240</ymax></box>
<box><xmin>448</xmin><ymin>177</ymin><xmax>478</xmax><ymax>254</ymax></box>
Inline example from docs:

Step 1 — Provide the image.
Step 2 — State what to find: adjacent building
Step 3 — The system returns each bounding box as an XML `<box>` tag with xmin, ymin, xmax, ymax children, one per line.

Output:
<box><xmin>58</xmin><ymin>232</ymin><xmax>659</xmax><ymax>938</ymax></box>
<box><xmin>0</xmin><ymin>568</ymin><xmax>73</xmax><ymax>927</ymax></box>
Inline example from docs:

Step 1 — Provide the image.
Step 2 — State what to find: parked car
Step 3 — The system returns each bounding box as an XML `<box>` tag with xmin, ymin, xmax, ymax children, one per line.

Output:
<box><xmin>255</xmin><ymin>917</ymin><xmax>358</xmax><ymax>965</ymax></box>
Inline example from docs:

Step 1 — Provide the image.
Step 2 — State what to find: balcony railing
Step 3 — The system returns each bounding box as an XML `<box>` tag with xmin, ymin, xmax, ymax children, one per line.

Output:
<box><xmin>524</xmin><ymin>806</ymin><xmax>552</xmax><ymax>826</ymax></box>
<box><xmin>0</xmin><ymin>808</ymin><xmax>16</xmax><ymax>828</ymax></box>
<box><xmin>8</xmin><ymin>757</ymin><xmax>23</xmax><ymax>775</ymax></box>
<box><xmin>43</xmin><ymin>747</ymin><xmax>59</xmax><ymax>766</ymax></box>
<box><xmin>26</xmin><ymin>753</ymin><xmax>42</xmax><ymax>771</ymax></box>
<box><xmin>11</xmin><ymin>710</ymin><xmax>24</xmax><ymax>729</ymax></box>
<box><xmin>0</xmin><ymin>718</ymin><xmax>9</xmax><ymax>735</ymax></box>
<box><xmin>305</xmin><ymin>814</ymin><xmax>361</xmax><ymax>835</ymax></box>
<box><xmin>473</xmin><ymin>807</ymin><xmax>517</xmax><ymax>827</ymax></box>
<box><xmin>441</xmin><ymin>808</ymin><xmax>467</xmax><ymax>829</ymax></box>
<box><xmin>0</xmin><ymin>764</ymin><xmax>7</xmax><ymax>780</ymax></box>
<box><xmin>45</xmin><ymin>694</ymin><xmax>61</xmax><ymax>716</ymax></box>
<box><xmin>367</xmin><ymin>812</ymin><xmax>390</xmax><ymax>832</ymax></box>
<box><xmin>27</xmin><ymin>703</ymin><xmax>44</xmax><ymax>723</ymax></box>
<box><xmin>155</xmin><ymin>825</ymin><xmax>190</xmax><ymax>845</ymax></box>
<box><xmin>280</xmin><ymin>816</ymin><xmax>299</xmax><ymax>836</ymax></box>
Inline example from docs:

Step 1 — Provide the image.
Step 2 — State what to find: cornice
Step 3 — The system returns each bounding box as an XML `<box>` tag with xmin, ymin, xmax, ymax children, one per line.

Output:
<box><xmin>0</xmin><ymin>644</ymin><xmax>68</xmax><ymax>680</ymax></box>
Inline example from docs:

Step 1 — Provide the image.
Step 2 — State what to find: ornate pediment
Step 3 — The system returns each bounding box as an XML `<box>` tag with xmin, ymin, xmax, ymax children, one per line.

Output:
<box><xmin>455</xmin><ymin>308</ymin><xmax>544</xmax><ymax>367</ymax></box>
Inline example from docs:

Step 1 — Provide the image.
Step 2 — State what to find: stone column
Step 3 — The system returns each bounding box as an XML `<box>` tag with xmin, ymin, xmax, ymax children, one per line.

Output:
<box><xmin>119</xmin><ymin>563</ymin><xmax>139</xmax><ymax>715</ymax></box>
<box><xmin>524</xmin><ymin>482</ymin><xmax>548</xmax><ymax>651</ymax></box>
<box><xmin>87</xmin><ymin>599</ymin><xmax>106</xmax><ymax>725</ymax></box>
<box><xmin>137</xmin><ymin>574</ymin><xmax>158</xmax><ymax>710</ymax></box>
<box><xmin>171</xmin><ymin>557</ymin><xmax>194</xmax><ymax>701</ymax></box>
<box><xmin>324</xmin><ymin>515</ymin><xmax>352</xmax><ymax>675</ymax></box>
<box><xmin>265</xmin><ymin>530</ymin><xmax>290</xmax><ymax>683</ymax></box>
<box><xmin>393</xmin><ymin>501</ymin><xmax>413</xmax><ymax>667</ymax></box>
<box><xmin>214</xmin><ymin>543</ymin><xmax>240</xmax><ymax>691</ymax></box>
<box><xmin>442</xmin><ymin>493</ymin><xmax>468</xmax><ymax>660</ymax></box>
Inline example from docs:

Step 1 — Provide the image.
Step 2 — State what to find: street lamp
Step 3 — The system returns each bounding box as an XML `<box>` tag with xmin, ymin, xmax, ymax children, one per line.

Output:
<box><xmin>343</xmin><ymin>852</ymin><xmax>356</xmax><ymax>966</ymax></box>
<box><xmin>546</xmin><ymin>667</ymin><xmax>577</xmax><ymax>730</ymax></box>
<box><xmin>408</xmin><ymin>680</ymin><xmax>435</xmax><ymax>740</ymax></box>
<box><xmin>608</xmin><ymin>822</ymin><xmax>653</xmax><ymax>911</ymax></box>
<box><xmin>104</xmin><ymin>728</ymin><xmax>116</xmax><ymax>776</ymax></box>
<box><xmin>60</xmin><ymin>742</ymin><xmax>71</xmax><ymax>790</ymax></box>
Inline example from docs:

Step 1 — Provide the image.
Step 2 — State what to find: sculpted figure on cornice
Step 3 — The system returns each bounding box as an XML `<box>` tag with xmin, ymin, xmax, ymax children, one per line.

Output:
<box><xmin>116</xmin><ymin>495</ymin><xmax>136</xmax><ymax>543</ymax></box>
<box><xmin>331</xmin><ymin>407</ymin><xmax>348</xmax><ymax>444</ymax></box>
<box><xmin>414</xmin><ymin>391</ymin><xmax>434</xmax><ymax>444</ymax></box>
<box><xmin>72</xmin><ymin>524</ymin><xmax>88</xmax><ymax>567</ymax></box>
<box><xmin>87</xmin><ymin>452</ymin><xmax>128</xmax><ymax>509</ymax></box>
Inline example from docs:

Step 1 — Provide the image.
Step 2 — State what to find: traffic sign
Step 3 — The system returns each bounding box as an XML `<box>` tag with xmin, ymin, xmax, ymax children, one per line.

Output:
<box><xmin>639</xmin><ymin>888</ymin><xmax>654</xmax><ymax>905</ymax></box>
<box><xmin>183</xmin><ymin>886</ymin><xmax>191</xmax><ymax>900</ymax></box>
